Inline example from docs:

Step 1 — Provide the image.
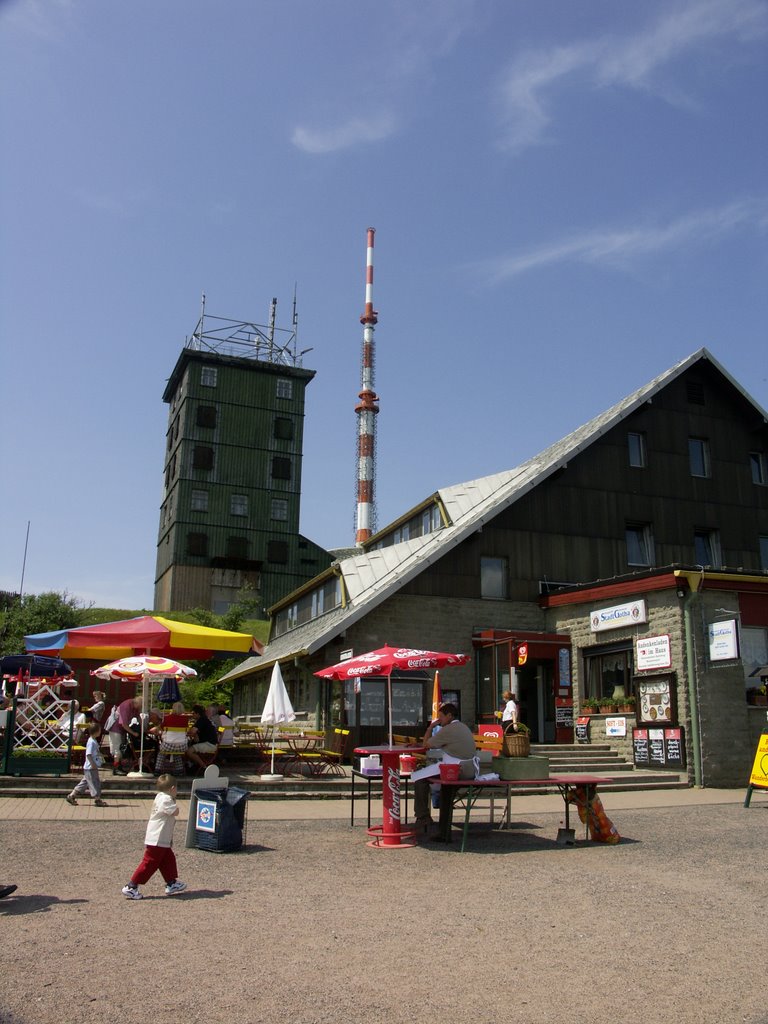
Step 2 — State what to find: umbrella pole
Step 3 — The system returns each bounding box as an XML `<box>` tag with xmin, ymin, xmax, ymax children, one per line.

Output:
<box><xmin>388</xmin><ymin>672</ymin><xmax>393</xmax><ymax>747</ymax></box>
<box><xmin>128</xmin><ymin>669</ymin><xmax>152</xmax><ymax>779</ymax></box>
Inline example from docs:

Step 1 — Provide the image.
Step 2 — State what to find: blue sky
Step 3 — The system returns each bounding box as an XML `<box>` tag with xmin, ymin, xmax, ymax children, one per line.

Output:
<box><xmin>1</xmin><ymin>0</ymin><xmax>766</xmax><ymax>610</ymax></box>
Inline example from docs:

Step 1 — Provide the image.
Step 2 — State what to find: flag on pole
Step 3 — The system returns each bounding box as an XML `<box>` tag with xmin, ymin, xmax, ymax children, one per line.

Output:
<box><xmin>431</xmin><ymin>670</ymin><xmax>442</xmax><ymax>722</ymax></box>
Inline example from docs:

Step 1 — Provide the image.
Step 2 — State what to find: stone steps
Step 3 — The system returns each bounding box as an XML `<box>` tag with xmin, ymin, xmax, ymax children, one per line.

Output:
<box><xmin>0</xmin><ymin>741</ymin><xmax>687</xmax><ymax>800</ymax></box>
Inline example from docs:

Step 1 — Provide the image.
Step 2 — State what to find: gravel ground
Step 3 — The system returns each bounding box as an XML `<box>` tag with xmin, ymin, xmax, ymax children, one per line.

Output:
<box><xmin>0</xmin><ymin>803</ymin><xmax>765</xmax><ymax>1024</ymax></box>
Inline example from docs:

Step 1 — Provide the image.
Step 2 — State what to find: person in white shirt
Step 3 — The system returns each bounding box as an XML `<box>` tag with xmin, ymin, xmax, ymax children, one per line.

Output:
<box><xmin>121</xmin><ymin>775</ymin><xmax>187</xmax><ymax>900</ymax></box>
<box><xmin>500</xmin><ymin>690</ymin><xmax>519</xmax><ymax>731</ymax></box>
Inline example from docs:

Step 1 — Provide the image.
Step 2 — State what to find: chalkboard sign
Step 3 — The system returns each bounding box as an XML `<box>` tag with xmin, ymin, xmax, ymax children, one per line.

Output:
<box><xmin>632</xmin><ymin>728</ymin><xmax>650</xmax><ymax>765</ymax></box>
<box><xmin>556</xmin><ymin>703</ymin><xmax>574</xmax><ymax>728</ymax></box>
<box><xmin>575</xmin><ymin>716</ymin><xmax>590</xmax><ymax>743</ymax></box>
<box><xmin>634</xmin><ymin>726</ymin><xmax>685</xmax><ymax>768</ymax></box>
<box><xmin>664</xmin><ymin>728</ymin><xmax>685</xmax><ymax>768</ymax></box>
<box><xmin>648</xmin><ymin>728</ymin><xmax>666</xmax><ymax>767</ymax></box>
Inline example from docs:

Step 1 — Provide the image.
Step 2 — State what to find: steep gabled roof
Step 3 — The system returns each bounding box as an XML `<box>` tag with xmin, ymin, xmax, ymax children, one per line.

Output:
<box><xmin>220</xmin><ymin>348</ymin><xmax>767</xmax><ymax>681</ymax></box>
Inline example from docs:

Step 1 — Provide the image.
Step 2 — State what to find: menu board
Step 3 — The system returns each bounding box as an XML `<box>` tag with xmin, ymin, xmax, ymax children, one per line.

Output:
<box><xmin>664</xmin><ymin>728</ymin><xmax>685</xmax><ymax>768</ymax></box>
<box><xmin>648</xmin><ymin>728</ymin><xmax>666</xmax><ymax>767</ymax></box>
<box><xmin>633</xmin><ymin>728</ymin><xmax>650</xmax><ymax>765</ymax></box>
<box><xmin>633</xmin><ymin>726</ymin><xmax>685</xmax><ymax>768</ymax></box>
<box><xmin>555</xmin><ymin>703</ymin><xmax>574</xmax><ymax>728</ymax></box>
<box><xmin>575</xmin><ymin>716</ymin><xmax>590</xmax><ymax>743</ymax></box>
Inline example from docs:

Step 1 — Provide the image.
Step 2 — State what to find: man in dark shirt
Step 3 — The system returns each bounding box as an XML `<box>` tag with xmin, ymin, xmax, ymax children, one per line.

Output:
<box><xmin>185</xmin><ymin>704</ymin><xmax>218</xmax><ymax>773</ymax></box>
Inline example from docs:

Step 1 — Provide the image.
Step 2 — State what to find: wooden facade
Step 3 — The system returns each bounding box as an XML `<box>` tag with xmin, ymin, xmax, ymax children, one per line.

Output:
<box><xmin>224</xmin><ymin>351</ymin><xmax>768</xmax><ymax>783</ymax></box>
<box><xmin>154</xmin><ymin>347</ymin><xmax>334</xmax><ymax>615</ymax></box>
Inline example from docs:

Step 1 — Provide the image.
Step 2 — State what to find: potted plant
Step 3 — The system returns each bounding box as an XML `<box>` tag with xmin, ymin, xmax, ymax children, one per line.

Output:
<box><xmin>581</xmin><ymin>697</ymin><xmax>599</xmax><ymax>713</ymax></box>
<box><xmin>618</xmin><ymin>695</ymin><xmax>636</xmax><ymax>713</ymax></box>
<box><xmin>598</xmin><ymin>698</ymin><xmax>617</xmax><ymax>714</ymax></box>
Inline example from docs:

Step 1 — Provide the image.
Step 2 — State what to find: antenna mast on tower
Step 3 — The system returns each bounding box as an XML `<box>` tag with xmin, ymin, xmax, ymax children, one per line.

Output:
<box><xmin>355</xmin><ymin>227</ymin><xmax>379</xmax><ymax>545</ymax></box>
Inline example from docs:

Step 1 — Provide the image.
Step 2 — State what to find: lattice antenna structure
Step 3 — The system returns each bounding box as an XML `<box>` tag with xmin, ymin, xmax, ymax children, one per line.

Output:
<box><xmin>185</xmin><ymin>293</ymin><xmax>311</xmax><ymax>368</ymax></box>
<box><xmin>354</xmin><ymin>227</ymin><xmax>380</xmax><ymax>545</ymax></box>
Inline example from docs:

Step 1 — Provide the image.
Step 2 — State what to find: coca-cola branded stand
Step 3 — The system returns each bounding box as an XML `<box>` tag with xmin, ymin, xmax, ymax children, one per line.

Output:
<box><xmin>353</xmin><ymin>743</ymin><xmax>425</xmax><ymax>848</ymax></box>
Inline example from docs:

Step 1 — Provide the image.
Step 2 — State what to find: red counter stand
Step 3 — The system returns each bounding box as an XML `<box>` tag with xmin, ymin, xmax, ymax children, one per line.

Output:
<box><xmin>353</xmin><ymin>744</ymin><xmax>425</xmax><ymax>849</ymax></box>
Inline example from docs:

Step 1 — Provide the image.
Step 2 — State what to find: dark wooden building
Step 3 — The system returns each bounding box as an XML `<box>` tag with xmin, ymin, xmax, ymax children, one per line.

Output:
<box><xmin>222</xmin><ymin>349</ymin><xmax>768</xmax><ymax>785</ymax></box>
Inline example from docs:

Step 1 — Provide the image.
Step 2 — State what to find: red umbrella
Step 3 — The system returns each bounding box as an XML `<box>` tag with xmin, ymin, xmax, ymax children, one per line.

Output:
<box><xmin>315</xmin><ymin>645</ymin><xmax>469</xmax><ymax>745</ymax></box>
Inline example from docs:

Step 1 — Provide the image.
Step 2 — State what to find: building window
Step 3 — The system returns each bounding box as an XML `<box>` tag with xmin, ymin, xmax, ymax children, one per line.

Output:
<box><xmin>480</xmin><ymin>556</ymin><xmax>508</xmax><ymax>599</ymax></box>
<box><xmin>192</xmin><ymin>445</ymin><xmax>214</xmax><ymax>471</ymax></box>
<box><xmin>267</xmin><ymin>540</ymin><xmax>288</xmax><ymax>564</ymax></box>
<box><xmin>276</xmin><ymin>378</ymin><xmax>293</xmax><ymax>400</ymax></box>
<box><xmin>750</xmin><ymin>452</ymin><xmax>768</xmax><ymax>485</ymax></box>
<box><xmin>196</xmin><ymin>405</ymin><xmax>217</xmax><ymax>429</ymax></box>
<box><xmin>759</xmin><ymin>535</ymin><xmax>768</xmax><ymax>570</ymax></box>
<box><xmin>628</xmin><ymin>432</ymin><xmax>647</xmax><ymax>468</ymax></box>
<box><xmin>694</xmin><ymin>529</ymin><xmax>721</xmax><ymax>568</ymax></box>
<box><xmin>274</xmin><ymin>417</ymin><xmax>294</xmax><ymax>441</ymax></box>
<box><xmin>201</xmin><ymin>366</ymin><xmax>218</xmax><ymax>387</ymax></box>
<box><xmin>271</xmin><ymin>498</ymin><xmax>289</xmax><ymax>521</ymax></box>
<box><xmin>273</xmin><ymin>577</ymin><xmax>342</xmax><ymax>638</ymax></box>
<box><xmin>226</xmin><ymin>536</ymin><xmax>248</xmax><ymax>559</ymax></box>
<box><xmin>191</xmin><ymin>489</ymin><xmax>208</xmax><ymax>512</ymax></box>
<box><xmin>271</xmin><ymin>456</ymin><xmax>291</xmax><ymax>481</ymax></box>
<box><xmin>187</xmin><ymin>532</ymin><xmax>208</xmax><ymax>556</ymax></box>
<box><xmin>583</xmin><ymin>646</ymin><xmax>633</xmax><ymax>701</ymax></box>
<box><xmin>230</xmin><ymin>494</ymin><xmax>248</xmax><ymax>517</ymax></box>
<box><xmin>626</xmin><ymin>523</ymin><xmax>654</xmax><ymax>566</ymax></box>
<box><xmin>688</xmin><ymin>437</ymin><xmax>711</xmax><ymax>478</ymax></box>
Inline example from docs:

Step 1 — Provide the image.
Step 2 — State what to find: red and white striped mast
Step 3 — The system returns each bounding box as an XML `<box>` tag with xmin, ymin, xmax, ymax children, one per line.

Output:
<box><xmin>355</xmin><ymin>227</ymin><xmax>379</xmax><ymax>545</ymax></box>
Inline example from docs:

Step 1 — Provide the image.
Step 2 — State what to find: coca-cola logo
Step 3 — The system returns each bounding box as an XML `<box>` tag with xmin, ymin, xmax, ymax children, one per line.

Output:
<box><xmin>386</xmin><ymin>765</ymin><xmax>400</xmax><ymax>821</ymax></box>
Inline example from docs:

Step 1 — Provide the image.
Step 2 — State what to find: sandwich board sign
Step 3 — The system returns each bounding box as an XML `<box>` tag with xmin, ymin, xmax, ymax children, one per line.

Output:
<box><xmin>744</xmin><ymin>732</ymin><xmax>768</xmax><ymax>808</ymax></box>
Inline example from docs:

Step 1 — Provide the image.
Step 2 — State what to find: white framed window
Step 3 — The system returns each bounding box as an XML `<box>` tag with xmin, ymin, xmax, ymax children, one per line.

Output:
<box><xmin>230</xmin><ymin>494</ymin><xmax>248</xmax><ymax>517</ymax></box>
<box><xmin>694</xmin><ymin>529</ymin><xmax>721</xmax><ymax>568</ymax></box>
<box><xmin>191</xmin><ymin>489</ymin><xmax>209</xmax><ymax>512</ymax></box>
<box><xmin>276</xmin><ymin>378</ymin><xmax>293</xmax><ymax>399</ymax></box>
<box><xmin>628</xmin><ymin>432</ymin><xmax>647</xmax><ymax>468</ymax></box>
<box><xmin>689</xmin><ymin>437</ymin><xmax>711</xmax><ymax>478</ymax></box>
<box><xmin>201</xmin><ymin>366</ymin><xmax>218</xmax><ymax>387</ymax></box>
<box><xmin>626</xmin><ymin>523</ymin><xmax>654</xmax><ymax>566</ymax></box>
<box><xmin>271</xmin><ymin>498</ymin><xmax>289</xmax><ymax>521</ymax></box>
<box><xmin>750</xmin><ymin>452</ymin><xmax>768</xmax><ymax>485</ymax></box>
<box><xmin>480</xmin><ymin>556</ymin><xmax>508</xmax><ymax>599</ymax></box>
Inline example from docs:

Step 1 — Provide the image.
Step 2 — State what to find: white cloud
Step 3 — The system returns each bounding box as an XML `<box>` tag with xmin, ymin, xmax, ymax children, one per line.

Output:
<box><xmin>474</xmin><ymin>198</ymin><xmax>768</xmax><ymax>284</ymax></box>
<box><xmin>496</xmin><ymin>0</ymin><xmax>768</xmax><ymax>153</ymax></box>
<box><xmin>290</xmin><ymin>0</ymin><xmax>477</xmax><ymax>154</ymax></box>
<box><xmin>291</xmin><ymin>113</ymin><xmax>396</xmax><ymax>155</ymax></box>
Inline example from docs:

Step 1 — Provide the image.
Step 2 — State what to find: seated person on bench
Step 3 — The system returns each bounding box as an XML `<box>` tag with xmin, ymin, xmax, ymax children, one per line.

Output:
<box><xmin>413</xmin><ymin>702</ymin><xmax>477</xmax><ymax>836</ymax></box>
<box><xmin>185</xmin><ymin>704</ymin><xmax>218</xmax><ymax>772</ymax></box>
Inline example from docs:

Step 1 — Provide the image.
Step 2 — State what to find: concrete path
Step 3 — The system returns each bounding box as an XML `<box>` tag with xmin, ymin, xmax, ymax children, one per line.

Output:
<box><xmin>0</xmin><ymin>784</ymin><xmax>758</xmax><ymax>822</ymax></box>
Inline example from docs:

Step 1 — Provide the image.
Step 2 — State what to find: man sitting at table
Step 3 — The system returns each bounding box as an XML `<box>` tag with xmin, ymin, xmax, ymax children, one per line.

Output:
<box><xmin>185</xmin><ymin>703</ymin><xmax>219</xmax><ymax>773</ymax></box>
<box><xmin>413</xmin><ymin>702</ymin><xmax>477</xmax><ymax>836</ymax></box>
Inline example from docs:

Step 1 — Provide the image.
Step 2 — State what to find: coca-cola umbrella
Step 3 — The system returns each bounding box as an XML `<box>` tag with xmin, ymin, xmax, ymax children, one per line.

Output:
<box><xmin>315</xmin><ymin>645</ymin><xmax>469</xmax><ymax>745</ymax></box>
<box><xmin>92</xmin><ymin>655</ymin><xmax>197</xmax><ymax>778</ymax></box>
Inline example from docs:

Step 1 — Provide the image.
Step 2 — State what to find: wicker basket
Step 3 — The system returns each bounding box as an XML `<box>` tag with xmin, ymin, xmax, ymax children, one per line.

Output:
<box><xmin>502</xmin><ymin>728</ymin><xmax>530</xmax><ymax>758</ymax></box>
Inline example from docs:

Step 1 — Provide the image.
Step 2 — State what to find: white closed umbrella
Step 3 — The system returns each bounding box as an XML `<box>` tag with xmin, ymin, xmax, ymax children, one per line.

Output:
<box><xmin>260</xmin><ymin>662</ymin><xmax>295</xmax><ymax>780</ymax></box>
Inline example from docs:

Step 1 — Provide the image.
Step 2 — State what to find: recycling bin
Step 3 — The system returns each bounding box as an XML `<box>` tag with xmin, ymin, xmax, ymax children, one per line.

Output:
<box><xmin>193</xmin><ymin>786</ymin><xmax>249</xmax><ymax>852</ymax></box>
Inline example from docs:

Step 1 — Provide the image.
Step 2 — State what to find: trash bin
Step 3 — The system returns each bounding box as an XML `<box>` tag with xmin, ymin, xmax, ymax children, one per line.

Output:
<box><xmin>193</xmin><ymin>786</ymin><xmax>249</xmax><ymax>852</ymax></box>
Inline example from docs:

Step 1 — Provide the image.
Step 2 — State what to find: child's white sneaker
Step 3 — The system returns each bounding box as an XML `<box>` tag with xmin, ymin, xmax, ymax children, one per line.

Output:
<box><xmin>165</xmin><ymin>880</ymin><xmax>187</xmax><ymax>896</ymax></box>
<box><xmin>121</xmin><ymin>884</ymin><xmax>142</xmax><ymax>900</ymax></box>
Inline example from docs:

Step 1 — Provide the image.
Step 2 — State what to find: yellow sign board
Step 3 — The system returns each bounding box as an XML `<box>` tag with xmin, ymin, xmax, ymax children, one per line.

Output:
<box><xmin>749</xmin><ymin>733</ymin><xmax>768</xmax><ymax>789</ymax></box>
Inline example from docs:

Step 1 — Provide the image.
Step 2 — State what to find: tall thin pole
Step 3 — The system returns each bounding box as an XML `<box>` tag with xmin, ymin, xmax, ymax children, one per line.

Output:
<box><xmin>355</xmin><ymin>227</ymin><xmax>379</xmax><ymax>545</ymax></box>
<box><xmin>19</xmin><ymin>520</ymin><xmax>30</xmax><ymax>598</ymax></box>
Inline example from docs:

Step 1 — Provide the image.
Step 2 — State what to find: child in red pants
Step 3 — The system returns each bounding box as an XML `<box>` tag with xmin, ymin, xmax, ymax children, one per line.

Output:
<box><xmin>122</xmin><ymin>774</ymin><xmax>187</xmax><ymax>900</ymax></box>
